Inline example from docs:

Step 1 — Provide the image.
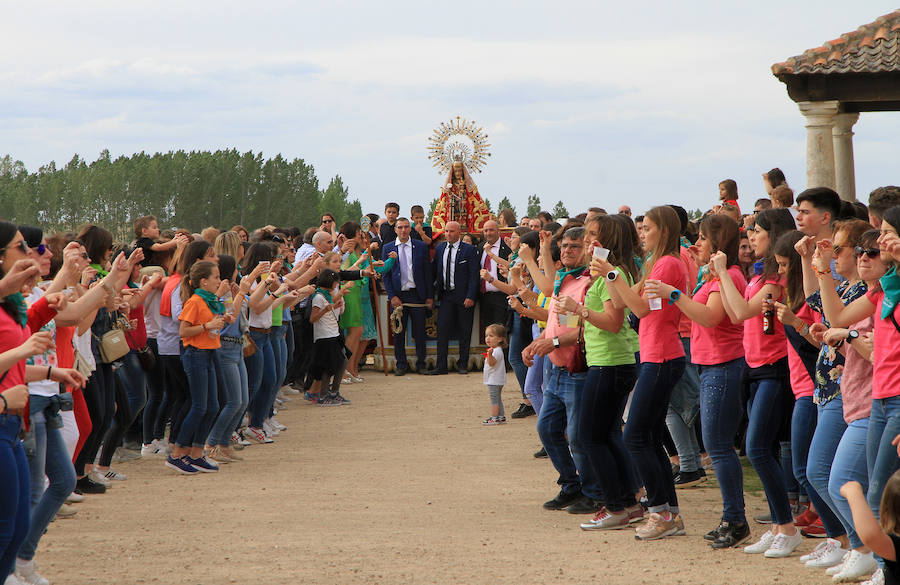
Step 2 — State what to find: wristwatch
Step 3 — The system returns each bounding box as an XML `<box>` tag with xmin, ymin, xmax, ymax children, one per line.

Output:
<box><xmin>668</xmin><ymin>290</ymin><xmax>682</xmax><ymax>304</ymax></box>
<box><xmin>605</xmin><ymin>271</ymin><xmax>618</xmax><ymax>282</ymax></box>
<box><xmin>552</xmin><ymin>336</ymin><xmax>560</xmax><ymax>349</ymax></box>
<box><xmin>847</xmin><ymin>329</ymin><xmax>859</xmax><ymax>343</ymax></box>
<box><xmin>579</xmin><ymin>305</ymin><xmax>590</xmax><ymax>319</ymax></box>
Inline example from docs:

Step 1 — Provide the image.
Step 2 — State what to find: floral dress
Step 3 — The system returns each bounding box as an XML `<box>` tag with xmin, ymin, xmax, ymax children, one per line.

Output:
<box><xmin>806</xmin><ymin>279</ymin><xmax>868</xmax><ymax>404</ymax></box>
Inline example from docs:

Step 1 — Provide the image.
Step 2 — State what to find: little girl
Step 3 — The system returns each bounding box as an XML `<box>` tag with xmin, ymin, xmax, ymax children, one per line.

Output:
<box><xmin>841</xmin><ymin>474</ymin><xmax>900</xmax><ymax>585</ymax></box>
<box><xmin>482</xmin><ymin>323</ymin><xmax>507</xmax><ymax>425</ymax></box>
<box><xmin>309</xmin><ymin>269</ymin><xmax>351</xmax><ymax>406</ymax></box>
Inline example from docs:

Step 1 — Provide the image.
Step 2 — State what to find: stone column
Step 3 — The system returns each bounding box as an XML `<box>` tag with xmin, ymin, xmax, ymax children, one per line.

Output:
<box><xmin>798</xmin><ymin>101</ymin><xmax>840</xmax><ymax>190</ymax></box>
<box><xmin>832</xmin><ymin>112</ymin><xmax>860</xmax><ymax>201</ymax></box>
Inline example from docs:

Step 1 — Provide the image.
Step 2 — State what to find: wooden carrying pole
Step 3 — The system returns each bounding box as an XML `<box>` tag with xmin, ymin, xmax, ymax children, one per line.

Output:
<box><xmin>370</xmin><ymin>276</ymin><xmax>389</xmax><ymax>376</ymax></box>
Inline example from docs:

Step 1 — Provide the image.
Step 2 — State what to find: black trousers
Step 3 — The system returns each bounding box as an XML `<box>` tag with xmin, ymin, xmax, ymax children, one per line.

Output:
<box><xmin>479</xmin><ymin>291</ymin><xmax>510</xmax><ymax>335</ymax></box>
<box><xmin>435</xmin><ymin>298</ymin><xmax>474</xmax><ymax>371</ymax></box>
<box><xmin>393</xmin><ymin>289</ymin><xmax>427</xmax><ymax>371</ymax></box>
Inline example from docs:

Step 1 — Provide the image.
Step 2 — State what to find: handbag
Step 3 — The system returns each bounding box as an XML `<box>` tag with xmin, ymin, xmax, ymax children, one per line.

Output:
<box><xmin>98</xmin><ymin>328</ymin><xmax>129</xmax><ymax>363</ymax></box>
<box><xmin>73</xmin><ymin>349</ymin><xmax>94</xmax><ymax>378</ymax></box>
<box><xmin>136</xmin><ymin>345</ymin><xmax>156</xmax><ymax>372</ymax></box>
<box><xmin>242</xmin><ymin>332</ymin><xmax>257</xmax><ymax>358</ymax></box>
<box><xmin>565</xmin><ymin>317</ymin><xmax>588</xmax><ymax>374</ymax></box>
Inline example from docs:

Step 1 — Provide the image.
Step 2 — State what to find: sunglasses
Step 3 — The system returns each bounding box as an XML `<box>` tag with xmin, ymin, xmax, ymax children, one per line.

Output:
<box><xmin>33</xmin><ymin>244</ymin><xmax>48</xmax><ymax>255</ymax></box>
<box><xmin>854</xmin><ymin>246</ymin><xmax>880</xmax><ymax>259</ymax></box>
<box><xmin>321</xmin><ymin>219</ymin><xmax>334</xmax><ymax>224</ymax></box>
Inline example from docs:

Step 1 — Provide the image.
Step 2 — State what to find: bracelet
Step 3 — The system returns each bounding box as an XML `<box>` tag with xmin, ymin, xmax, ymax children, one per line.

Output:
<box><xmin>47</xmin><ymin>366</ymin><xmax>52</xmax><ymax>380</ymax></box>
<box><xmin>813</xmin><ymin>265</ymin><xmax>831</xmax><ymax>278</ymax></box>
<box><xmin>0</xmin><ymin>393</ymin><xmax>7</xmax><ymax>413</ymax></box>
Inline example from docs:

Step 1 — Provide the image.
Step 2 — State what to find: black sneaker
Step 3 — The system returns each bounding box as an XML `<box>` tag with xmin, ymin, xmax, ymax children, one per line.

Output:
<box><xmin>76</xmin><ymin>476</ymin><xmax>106</xmax><ymax>494</ymax></box>
<box><xmin>674</xmin><ymin>468</ymin><xmax>707</xmax><ymax>489</ymax></box>
<box><xmin>511</xmin><ymin>403</ymin><xmax>536</xmax><ymax>419</ymax></box>
<box><xmin>710</xmin><ymin>520</ymin><xmax>751</xmax><ymax>549</ymax></box>
<box><xmin>566</xmin><ymin>496</ymin><xmax>604</xmax><ymax>515</ymax></box>
<box><xmin>704</xmin><ymin>520</ymin><xmax>726</xmax><ymax>541</ymax></box>
<box><xmin>542</xmin><ymin>489</ymin><xmax>583</xmax><ymax>510</ymax></box>
<box><xmin>533</xmin><ymin>447</ymin><xmax>548</xmax><ymax>459</ymax></box>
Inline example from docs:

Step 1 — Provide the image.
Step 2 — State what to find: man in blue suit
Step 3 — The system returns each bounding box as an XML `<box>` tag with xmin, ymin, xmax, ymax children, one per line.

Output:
<box><xmin>382</xmin><ymin>217</ymin><xmax>433</xmax><ymax>376</ymax></box>
<box><xmin>424</xmin><ymin>221</ymin><xmax>480</xmax><ymax>375</ymax></box>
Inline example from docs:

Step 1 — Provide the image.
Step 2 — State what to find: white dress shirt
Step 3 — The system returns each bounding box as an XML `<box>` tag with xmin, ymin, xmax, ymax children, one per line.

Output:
<box><xmin>396</xmin><ymin>238</ymin><xmax>415</xmax><ymax>291</ymax></box>
<box><xmin>444</xmin><ymin>241</ymin><xmax>458</xmax><ymax>290</ymax></box>
<box><xmin>483</xmin><ymin>239</ymin><xmax>501</xmax><ymax>293</ymax></box>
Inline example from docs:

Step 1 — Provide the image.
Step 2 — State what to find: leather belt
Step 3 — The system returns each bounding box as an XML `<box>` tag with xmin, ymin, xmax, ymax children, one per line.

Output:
<box><xmin>249</xmin><ymin>327</ymin><xmax>271</xmax><ymax>334</ymax></box>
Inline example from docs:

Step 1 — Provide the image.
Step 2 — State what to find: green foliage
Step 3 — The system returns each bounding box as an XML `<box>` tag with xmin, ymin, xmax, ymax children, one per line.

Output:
<box><xmin>497</xmin><ymin>196</ymin><xmax>516</xmax><ymax>217</ymax></box>
<box><xmin>688</xmin><ymin>208</ymin><xmax>703</xmax><ymax>221</ymax></box>
<box><xmin>426</xmin><ymin>197</ymin><xmax>439</xmax><ymax>218</ymax></box>
<box><xmin>0</xmin><ymin>149</ymin><xmax>363</xmax><ymax>240</ymax></box>
<box><xmin>526</xmin><ymin>194</ymin><xmax>541</xmax><ymax>217</ymax></box>
<box><xmin>551</xmin><ymin>200</ymin><xmax>569</xmax><ymax>219</ymax></box>
<box><xmin>483</xmin><ymin>197</ymin><xmax>494</xmax><ymax>214</ymax></box>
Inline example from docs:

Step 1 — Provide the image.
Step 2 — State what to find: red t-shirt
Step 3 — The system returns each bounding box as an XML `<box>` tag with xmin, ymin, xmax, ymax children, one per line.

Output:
<box><xmin>742</xmin><ymin>274</ymin><xmax>788</xmax><ymax>368</ymax></box>
<box><xmin>545</xmin><ymin>271</ymin><xmax>593</xmax><ymax>368</ymax></box>
<box><xmin>678</xmin><ymin>246</ymin><xmax>698</xmax><ymax>338</ymax></box>
<box><xmin>123</xmin><ymin>284</ymin><xmax>148</xmax><ymax>350</ymax></box>
<box><xmin>639</xmin><ymin>255</ymin><xmax>687</xmax><ymax>363</ymax></box>
<box><xmin>866</xmin><ymin>289</ymin><xmax>900</xmax><ymax>399</ymax></box>
<box><xmin>786</xmin><ymin>303</ymin><xmax>815</xmax><ymax>398</ymax></box>
<box><xmin>691</xmin><ymin>265</ymin><xmax>746</xmax><ymax>366</ymax></box>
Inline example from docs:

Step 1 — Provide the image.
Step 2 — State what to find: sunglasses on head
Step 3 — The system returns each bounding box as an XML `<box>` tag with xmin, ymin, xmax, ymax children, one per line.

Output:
<box><xmin>854</xmin><ymin>246</ymin><xmax>880</xmax><ymax>259</ymax></box>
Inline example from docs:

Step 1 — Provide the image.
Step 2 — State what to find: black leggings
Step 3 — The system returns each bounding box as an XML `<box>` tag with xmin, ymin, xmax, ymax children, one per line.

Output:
<box><xmin>142</xmin><ymin>339</ymin><xmax>166</xmax><ymax>444</ymax></box>
<box><xmin>74</xmin><ymin>362</ymin><xmax>115</xmax><ymax>476</ymax></box>
<box><xmin>161</xmin><ymin>354</ymin><xmax>189</xmax><ymax>443</ymax></box>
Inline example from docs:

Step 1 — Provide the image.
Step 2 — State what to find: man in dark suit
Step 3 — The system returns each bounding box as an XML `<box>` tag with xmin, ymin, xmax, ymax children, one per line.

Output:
<box><xmin>425</xmin><ymin>221</ymin><xmax>479</xmax><ymax>375</ymax></box>
<box><xmin>478</xmin><ymin>219</ymin><xmax>513</xmax><ymax>332</ymax></box>
<box><xmin>381</xmin><ymin>217</ymin><xmax>433</xmax><ymax>376</ymax></box>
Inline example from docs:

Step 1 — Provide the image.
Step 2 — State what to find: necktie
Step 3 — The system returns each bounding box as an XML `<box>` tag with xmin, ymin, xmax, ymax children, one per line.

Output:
<box><xmin>400</xmin><ymin>243</ymin><xmax>410</xmax><ymax>288</ymax></box>
<box><xmin>481</xmin><ymin>248</ymin><xmax>491</xmax><ymax>294</ymax></box>
<box><xmin>445</xmin><ymin>243</ymin><xmax>453</xmax><ymax>291</ymax></box>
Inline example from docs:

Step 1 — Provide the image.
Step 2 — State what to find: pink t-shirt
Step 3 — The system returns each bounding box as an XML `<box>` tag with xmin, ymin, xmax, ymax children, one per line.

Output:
<box><xmin>678</xmin><ymin>246</ymin><xmax>698</xmax><ymax>339</ymax></box>
<box><xmin>786</xmin><ymin>303</ymin><xmax>814</xmax><ymax>398</ymax></box>
<box><xmin>742</xmin><ymin>274</ymin><xmax>788</xmax><ymax>368</ymax></box>
<box><xmin>639</xmin><ymin>255</ymin><xmax>687</xmax><ymax>363</ymax></box>
<box><xmin>545</xmin><ymin>270</ymin><xmax>593</xmax><ymax>368</ymax></box>
<box><xmin>866</xmin><ymin>289</ymin><xmax>900</xmax><ymax>400</ymax></box>
<box><xmin>842</xmin><ymin>316</ymin><xmax>874</xmax><ymax>423</ymax></box>
<box><xmin>691</xmin><ymin>265</ymin><xmax>746</xmax><ymax>366</ymax></box>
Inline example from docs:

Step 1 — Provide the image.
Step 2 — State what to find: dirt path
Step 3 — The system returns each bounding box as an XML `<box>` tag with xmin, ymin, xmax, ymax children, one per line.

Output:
<box><xmin>41</xmin><ymin>371</ymin><xmax>833</xmax><ymax>585</ymax></box>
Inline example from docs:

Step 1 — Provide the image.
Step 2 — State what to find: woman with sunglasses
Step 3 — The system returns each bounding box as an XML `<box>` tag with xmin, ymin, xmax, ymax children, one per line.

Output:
<box><xmin>814</xmin><ymin>206</ymin><xmax>900</xmax><ymax>583</ymax></box>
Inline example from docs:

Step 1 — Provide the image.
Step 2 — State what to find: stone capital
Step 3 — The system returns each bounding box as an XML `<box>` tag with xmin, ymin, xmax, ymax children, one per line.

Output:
<box><xmin>798</xmin><ymin>100</ymin><xmax>840</xmax><ymax>126</ymax></box>
<box><xmin>832</xmin><ymin>112</ymin><xmax>860</xmax><ymax>136</ymax></box>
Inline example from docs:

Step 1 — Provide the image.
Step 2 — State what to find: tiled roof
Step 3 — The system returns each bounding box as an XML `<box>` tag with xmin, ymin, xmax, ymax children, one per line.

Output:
<box><xmin>772</xmin><ymin>10</ymin><xmax>900</xmax><ymax>75</ymax></box>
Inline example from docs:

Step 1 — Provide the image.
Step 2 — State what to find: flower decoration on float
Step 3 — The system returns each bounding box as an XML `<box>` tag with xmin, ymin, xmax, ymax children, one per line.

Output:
<box><xmin>427</xmin><ymin>115</ymin><xmax>492</xmax><ymax>175</ymax></box>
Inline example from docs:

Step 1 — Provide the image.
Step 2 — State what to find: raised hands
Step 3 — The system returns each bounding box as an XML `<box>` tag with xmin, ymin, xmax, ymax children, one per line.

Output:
<box><xmin>794</xmin><ymin>235</ymin><xmax>816</xmax><ymax>258</ymax></box>
<box><xmin>0</xmin><ymin>259</ymin><xmax>41</xmax><ymax>297</ymax></box>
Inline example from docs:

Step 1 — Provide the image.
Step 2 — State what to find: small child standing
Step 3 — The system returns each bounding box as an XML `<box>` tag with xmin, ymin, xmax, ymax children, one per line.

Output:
<box><xmin>482</xmin><ymin>323</ymin><xmax>507</xmax><ymax>426</ymax></box>
<box><xmin>841</xmin><ymin>472</ymin><xmax>900</xmax><ymax>585</ymax></box>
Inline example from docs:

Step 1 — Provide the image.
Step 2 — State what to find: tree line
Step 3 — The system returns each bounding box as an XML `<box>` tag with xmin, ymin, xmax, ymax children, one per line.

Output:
<box><xmin>0</xmin><ymin>149</ymin><xmax>362</xmax><ymax>241</ymax></box>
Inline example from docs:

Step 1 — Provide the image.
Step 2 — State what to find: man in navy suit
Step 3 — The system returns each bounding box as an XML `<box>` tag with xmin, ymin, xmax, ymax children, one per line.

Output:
<box><xmin>424</xmin><ymin>221</ymin><xmax>479</xmax><ymax>375</ymax></box>
<box><xmin>382</xmin><ymin>217</ymin><xmax>433</xmax><ymax>376</ymax></box>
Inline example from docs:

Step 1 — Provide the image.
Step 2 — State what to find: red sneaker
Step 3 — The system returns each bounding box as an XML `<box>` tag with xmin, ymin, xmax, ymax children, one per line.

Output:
<box><xmin>800</xmin><ymin>517</ymin><xmax>827</xmax><ymax>538</ymax></box>
<box><xmin>794</xmin><ymin>508</ymin><xmax>819</xmax><ymax>529</ymax></box>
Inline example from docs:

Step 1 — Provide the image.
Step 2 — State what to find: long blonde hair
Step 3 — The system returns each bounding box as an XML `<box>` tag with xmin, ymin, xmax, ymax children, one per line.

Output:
<box><xmin>214</xmin><ymin>230</ymin><xmax>242</xmax><ymax>259</ymax></box>
<box><xmin>639</xmin><ymin>206</ymin><xmax>681</xmax><ymax>286</ymax></box>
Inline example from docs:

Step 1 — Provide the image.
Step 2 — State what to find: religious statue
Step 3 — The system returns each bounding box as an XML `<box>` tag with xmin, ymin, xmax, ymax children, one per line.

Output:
<box><xmin>428</xmin><ymin>116</ymin><xmax>494</xmax><ymax>234</ymax></box>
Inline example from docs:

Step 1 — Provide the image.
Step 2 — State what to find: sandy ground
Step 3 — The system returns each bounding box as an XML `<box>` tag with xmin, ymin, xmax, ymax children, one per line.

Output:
<box><xmin>39</xmin><ymin>369</ymin><xmax>840</xmax><ymax>585</ymax></box>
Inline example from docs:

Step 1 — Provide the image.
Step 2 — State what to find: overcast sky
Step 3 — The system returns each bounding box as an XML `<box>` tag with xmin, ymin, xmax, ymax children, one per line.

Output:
<box><xmin>2</xmin><ymin>1</ymin><xmax>898</xmax><ymax>221</ymax></box>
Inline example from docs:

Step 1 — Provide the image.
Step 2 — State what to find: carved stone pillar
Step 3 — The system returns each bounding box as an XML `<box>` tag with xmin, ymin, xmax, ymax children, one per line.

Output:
<box><xmin>798</xmin><ymin>101</ymin><xmax>839</xmax><ymax>191</ymax></box>
<box><xmin>832</xmin><ymin>112</ymin><xmax>860</xmax><ymax>201</ymax></box>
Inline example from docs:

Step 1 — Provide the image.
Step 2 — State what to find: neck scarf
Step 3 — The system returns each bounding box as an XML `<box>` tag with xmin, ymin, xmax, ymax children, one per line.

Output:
<box><xmin>5</xmin><ymin>292</ymin><xmax>28</xmax><ymax>327</ymax></box>
<box><xmin>90</xmin><ymin>263</ymin><xmax>109</xmax><ymax>277</ymax></box>
<box><xmin>680</xmin><ymin>236</ymin><xmax>691</xmax><ymax>249</ymax></box>
<box><xmin>194</xmin><ymin>289</ymin><xmax>225</xmax><ymax>315</ymax></box>
<box><xmin>315</xmin><ymin>287</ymin><xmax>334</xmax><ymax>303</ymax></box>
<box><xmin>553</xmin><ymin>265</ymin><xmax>587</xmax><ymax>296</ymax></box>
<box><xmin>880</xmin><ymin>266</ymin><xmax>900</xmax><ymax>319</ymax></box>
<box><xmin>693</xmin><ymin>265</ymin><xmax>710</xmax><ymax>296</ymax></box>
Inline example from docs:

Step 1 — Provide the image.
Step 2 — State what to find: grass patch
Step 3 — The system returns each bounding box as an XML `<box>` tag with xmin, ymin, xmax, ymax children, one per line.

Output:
<box><xmin>695</xmin><ymin>456</ymin><xmax>764</xmax><ymax>496</ymax></box>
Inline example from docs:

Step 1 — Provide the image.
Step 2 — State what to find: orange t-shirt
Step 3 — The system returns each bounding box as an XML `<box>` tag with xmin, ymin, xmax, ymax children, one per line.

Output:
<box><xmin>179</xmin><ymin>294</ymin><xmax>220</xmax><ymax>349</ymax></box>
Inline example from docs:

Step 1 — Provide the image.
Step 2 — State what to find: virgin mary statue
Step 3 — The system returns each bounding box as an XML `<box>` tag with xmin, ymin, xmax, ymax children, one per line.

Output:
<box><xmin>430</xmin><ymin>161</ymin><xmax>492</xmax><ymax>234</ymax></box>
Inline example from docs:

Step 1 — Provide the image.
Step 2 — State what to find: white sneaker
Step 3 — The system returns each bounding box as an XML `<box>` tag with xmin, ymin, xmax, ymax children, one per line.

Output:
<box><xmin>5</xmin><ymin>572</ymin><xmax>25</xmax><ymax>585</ymax></box>
<box><xmin>245</xmin><ymin>427</ymin><xmax>273</xmax><ymax>444</ymax></box>
<box><xmin>764</xmin><ymin>530</ymin><xmax>803</xmax><ymax>558</ymax></box>
<box><xmin>270</xmin><ymin>418</ymin><xmax>287</xmax><ymax>431</ymax></box>
<box><xmin>744</xmin><ymin>530</ymin><xmax>776</xmax><ymax>554</ymax></box>
<box><xmin>66</xmin><ymin>491</ymin><xmax>84</xmax><ymax>504</ymax></box>
<box><xmin>14</xmin><ymin>559</ymin><xmax>49</xmax><ymax>585</ymax></box>
<box><xmin>827</xmin><ymin>552</ymin><xmax>851</xmax><ymax>576</ymax></box>
<box><xmin>262</xmin><ymin>420</ymin><xmax>280</xmax><ymax>437</ymax></box>
<box><xmin>802</xmin><ymin>539</ymin><xmax>834</xmax><ymax>563</ymax></box>
<box><xmin>861</xmin><ymin>568</ymin><xmax>884</xmax><ymax>585</ymax></box>
<box><xmin>833</xmin><ymin>550</ymin><xmax>878</xmax><ymax>582</ymax></box>
<box><xmin>102</xmin><ymin>469</ymin><xmax>127</xmax><ymax>481</ymax></box>
<box><xmin>805</xmin><ymin>539</ymin><xmax>848</xmax><ymax>568</ymax></box>
<box><xmin>233</xmin><ymin>431</ymin><xmax>251</xmax><ymax>447</ymax></box>
<box><xmin>88</xmin><ymin>470</ymin><xmax>111</xmax><ymax>487</ymax></box>
<box><xmin>281</xmin><ymin>385</ymin><xmax>300</xmax><ymax>395</ymax></box>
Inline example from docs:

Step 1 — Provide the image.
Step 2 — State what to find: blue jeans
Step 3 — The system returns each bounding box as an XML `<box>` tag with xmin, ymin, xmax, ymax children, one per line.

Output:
<box><xmin>575</xmin><ymin>364</ymin><xmax>638</xmax><ymax>510</ymax></box>
<box><xmin>0</xmin><ymin>414</ymin><xmax>29</xmax><ymax>579</ymax></box>
<box><xmin>829</xmin><ymin>417</ymin><xmax>869</xmax><ymax>549</ymax></box>
<box><xmin>19</xmin><ymin>395</ymin><xmax>76</xmax><ymax>561</ymax></box>
<box><xmin>666</xmin><ymin>338</ymin><xmax>701</xmax><ymax>473</ymax></box>
<box><xmin>524</xmin><ymin>354</ymin><xmax>545</xmax><ymax>415</ymax></box>
<box><xmin>177</xmin><ymin>347</ymin><xmax>219</xmax><ymax>448</ymax></box>
<box><xmin>536</xmin><ymin>365</ymin><xmax>587</xmax><ymax>496</ymax></box>
<box><xmin>866</xmin><ymin>396</ymin><xmax>900</xmax><ymax>516</ymax></box>
<box><xmin>246</xmin><ymin>330</ymin><xmax>275</xmax><ymax>429</ymax></box>
<box><xmin>99</xmin><ymin>351</ymin><xmax>147</xmax><ymax>466</ymax></box>
<box><xmin>625</xmin><ymin>358</ymin><xmax>686</xmax><ymax>513</ymax></box>
<box><xmin>698</xmin><ymin>358</ymin><xmax>746</xmax><ymax>523</ymax></box>
<box><xmin>807</xmin><ymin>396</ymin><xmax>849</xmax><ymax>538</ymax></box>
<box><xmin>271</xmin><ymin>325</ymin><xmax>288</xmax><ymax>413</ymax></box>
<box><xmin>746</xmin><ymin>377</ymin><xmax>792</xmax><ymax>525</ymax></box>
<box><xmin>209</xmin><ymin>342</ymin><xmax>249</xmax><ymax>447</ymax></box>
<box><xmin>508</xmin><ymin>314</ymin><xmax>528</xmax><ymax>397</ymax></box>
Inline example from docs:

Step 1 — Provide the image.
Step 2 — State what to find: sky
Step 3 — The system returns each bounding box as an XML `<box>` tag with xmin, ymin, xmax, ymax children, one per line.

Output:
<box><xmin>1</xmin><ymin>1</ymin><xmax>899</xmax><ymax>221</ymax></box>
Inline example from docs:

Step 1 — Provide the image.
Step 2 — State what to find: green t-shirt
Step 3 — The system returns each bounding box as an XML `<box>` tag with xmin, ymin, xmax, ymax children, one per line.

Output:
<box><xmin>271</xmin><ymin>299</ymin><xmax>284</xmax><ymax>327</ymax></box>
<box><xmin>583</xmin><ymin>267</ymin><xmax>638</xmax><ymax>367</ymax></box>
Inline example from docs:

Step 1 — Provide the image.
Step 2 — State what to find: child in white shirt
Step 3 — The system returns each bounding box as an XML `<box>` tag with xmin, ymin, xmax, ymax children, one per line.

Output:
<box><xmin>482</xmin><ymin>323</ymin><xmax>508</xmax><ymax>425</ymax></box>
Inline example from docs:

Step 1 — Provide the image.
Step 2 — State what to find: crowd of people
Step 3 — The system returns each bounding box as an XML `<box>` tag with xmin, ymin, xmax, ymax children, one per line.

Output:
<box><xmin>3</xmin><ymin>173</ymin><xmax>900</xmax><ymax>585</ymax></box>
